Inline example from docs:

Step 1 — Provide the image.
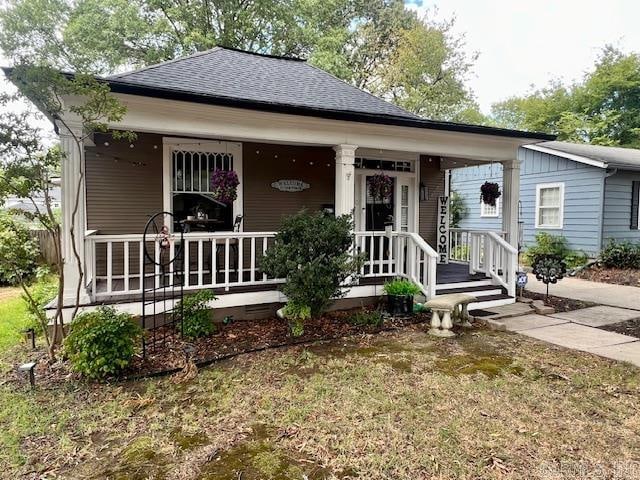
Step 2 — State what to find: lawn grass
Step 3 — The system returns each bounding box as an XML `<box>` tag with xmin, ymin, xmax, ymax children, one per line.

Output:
<box><xmin>0</xmin><ymin>287</ymin><xmax>31</xmax><ymax>352</ymax></box>
<box><xmin>1</xmin><ymin>326</ymin><xmax>639</xmax><ymax>479</ymax></box>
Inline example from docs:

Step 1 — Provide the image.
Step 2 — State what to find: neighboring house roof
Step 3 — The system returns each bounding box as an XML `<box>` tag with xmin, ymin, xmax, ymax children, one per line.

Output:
<box><xmin>524</xmin><ymin>141</ymin><xmax>640</xmax><ymax>170</ymax></box>
<box><xmin>2</xmin><ymin>46</ymin><xmax>555</xmax><ymax>140</ymax></box>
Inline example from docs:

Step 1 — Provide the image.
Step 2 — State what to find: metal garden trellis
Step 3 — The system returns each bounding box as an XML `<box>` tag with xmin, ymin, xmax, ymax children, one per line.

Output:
<box><xmin>141</xmin><ymin>211</ymin><xmax>185</xmax><ymax>358</ymax></box>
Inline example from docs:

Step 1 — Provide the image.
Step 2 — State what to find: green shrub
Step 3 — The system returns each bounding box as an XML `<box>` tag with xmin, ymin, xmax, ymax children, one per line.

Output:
<box><xmin>0</xmin><ymin>213</ymin><xmax>39</xmax><ymax>286</ymax></box>
<box><xmin>383</xmin><ymin>279</ymin><xmax>421</xmax><ymax>296</ymax></box>
<box><xmin>282</xmin><ymin>302</ymin><xmax>311</xmax><ymax>337</ymax></box>
<box><xmin>600</xmin><ymin>240</ymin><xmax>640</xmax><ymax>269</ymax></box>
<box><xmin>525</xmin><ymin>232</ymin><xmax>588</xmax><ymax>268</ymax></box>
<box><xmin>347</xmin><ymin>309</ymin><xmax>384</xmax><ymax>327</ymax></box>
<box><xmin>64</xmin><ymin>307</ymin><xmax>142</xmax><ymax>380</ymax></box>
<box><xmin>177</xmin><ymin>290</ymin><xmax>216</xmax><ymax>339</ymax></box>
<box><xmin>261</xmin><ymin>211</ymin><xmax>362</xmax><ymax>317</ymax></box>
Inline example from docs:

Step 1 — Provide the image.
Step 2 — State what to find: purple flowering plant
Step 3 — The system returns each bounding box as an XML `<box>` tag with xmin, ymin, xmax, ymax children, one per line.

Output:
<box><xmin>210</xmin><ymin>170</ymin><xmax>239</xmax><ymax>205</ymax></box>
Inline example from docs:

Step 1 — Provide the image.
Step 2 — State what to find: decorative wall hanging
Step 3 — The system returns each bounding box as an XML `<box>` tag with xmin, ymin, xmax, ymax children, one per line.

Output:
<box><xmin>210</xmin><ymin>170</ymin><xmax>239</xmax><ymax>205</ymax></box>
<box><xmin>368</xmin><ymin>173</ymin><xmax>393</xmax><ymax>201</ymax></box>
<box><xmin>271</xmin><ymin>179</ymin><xmax>310</xmax><ymax>192</ymax></box>
<box><xmin>480</xmin><ymin>181</ymin><xmax>501</xmax><ymax>206</ymax></box>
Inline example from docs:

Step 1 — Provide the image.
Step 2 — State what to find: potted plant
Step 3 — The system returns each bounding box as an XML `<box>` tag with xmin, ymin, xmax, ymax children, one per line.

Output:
<box><xmin>210</xmin><ymin>170</ymin><xmax>239</xmax><ymax>205</ymax></box>
<box><xmin>383</xmin><ymin>279</ymin><xmax>421</xmax><ymax>316</ymax></box>
<box><xmin>480</xmin><ymin>181</ymin><xmax>501</xmax><ymax>206</ymax></box>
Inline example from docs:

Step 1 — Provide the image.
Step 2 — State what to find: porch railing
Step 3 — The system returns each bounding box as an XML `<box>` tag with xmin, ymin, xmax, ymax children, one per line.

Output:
<box><xmin>354</xmin><ymin>231</ymin><xmax>438</xmax><ymax>299</ymax></box>
<box><xmin>449</xmin><ymin>228</ymin><xmax>517</xmax><ymax>297</ymax></box>
<box><xmin>86</xmin><ymin>230</ymin><xmax>439</xmax><ymax>301</ymax></box>
<box><xmin>86</xmin><ymin>232</ymin><xmax>280</xmax><ymax>299</ymax></box>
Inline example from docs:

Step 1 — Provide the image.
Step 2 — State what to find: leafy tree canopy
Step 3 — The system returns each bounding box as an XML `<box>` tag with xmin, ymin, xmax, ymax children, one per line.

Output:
<box><xmin>491</xmin><ymin>47</ymin><xmax>640</xmax><ymax>147</ymax></box>
<box><xmin>0</xmin><ymin>0</ymin><xmax>481</xmax><ymax>122</ymax></box>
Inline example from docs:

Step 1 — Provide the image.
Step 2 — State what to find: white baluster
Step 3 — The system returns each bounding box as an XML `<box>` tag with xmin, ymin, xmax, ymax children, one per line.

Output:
<box><xmin>124</xmin><ymin>241</ymin><xmax>129</xmax><ymax>292</ymax></box>
<box><xmin>106</xmin><ymin>242</ymin><xmax>113</xmax><ymax>293</ymax></box>
<box><xmin>211</xmin><ymin>239</ymin><xmax>217</xmax><ymax>286</ymax></box>
<box><xmin>197</xmin><ymin>239</ymin><xmax>203</xmax><ymax>286</ymax></box>
<box><xmin>238</xmin><ymin>236</ymin><xmax>244</xmax><ymax>284</ymax></box>
<box><xmin>224</xmin><ymin>237</ymin><xmax>230</xmax><ymax>290</ymax></box>
<box><xmin>184</xmin><ymin>239</ymin><xmax>190</xmax><ymax>287</ymax></box>
<box><xmin>250</xmin><ymin>237</ymin><xmax>256</xmax><ymax>283</ymax></box>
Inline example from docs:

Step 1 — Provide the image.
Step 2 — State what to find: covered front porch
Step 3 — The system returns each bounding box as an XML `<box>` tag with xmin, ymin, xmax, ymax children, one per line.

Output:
<box><xmin>56</xmin><ymin>93</ymin><xmax>526</xmax><ymax>311</ymax></box>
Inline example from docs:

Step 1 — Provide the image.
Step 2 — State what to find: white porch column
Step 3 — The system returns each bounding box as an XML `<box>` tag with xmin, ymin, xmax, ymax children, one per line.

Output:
<box><xmin>333</xmin><ymin>144</ymin><xmax>358</xmax><ymax>217</ymax></box>
<box><xmin>502</xmin><ymin>159</ymin><xmax>521</xmax><ymax>249</ymax></box>
<box><xmin>58</xmin><ymin>121</ymin><xmax>89</xmax><ymax>303</ymax></box>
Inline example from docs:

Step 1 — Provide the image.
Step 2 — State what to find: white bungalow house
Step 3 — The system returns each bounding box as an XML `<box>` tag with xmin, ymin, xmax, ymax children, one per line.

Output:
<box><xmin>4</xmin><ymin>47</ymin><xmax>554</xmax><ymax>321</ymax></box>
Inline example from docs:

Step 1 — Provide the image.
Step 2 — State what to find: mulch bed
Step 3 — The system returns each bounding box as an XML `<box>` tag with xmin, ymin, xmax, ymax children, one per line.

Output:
<box><xmin>576</xmin><ymin>265</ymin><xmax>640</xmax><ymax>287</ymax></box>
<box><xmin>10</xmin><ymin>309</ymin><xmax>433</xmax><ymax>388</ymax></box>
<box><xmin>521</xmin><ymin>289</ymin><xmax>597</xmax><ymax>313</ymax></box>
<box><xmin>599</xmin><ymin>318</ymin><xmax>640</xmax><ymax>338</ymax></box>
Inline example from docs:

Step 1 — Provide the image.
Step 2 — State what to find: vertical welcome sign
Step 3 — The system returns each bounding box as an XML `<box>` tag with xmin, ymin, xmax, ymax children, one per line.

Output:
<box><xmin>437</xmin><ymin>195</ymin><xmax>449</xmax><ymax>264</ymax></box>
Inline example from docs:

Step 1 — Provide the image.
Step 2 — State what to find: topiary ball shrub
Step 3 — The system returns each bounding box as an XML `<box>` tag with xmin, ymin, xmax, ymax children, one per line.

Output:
<box><xmin>177</xmin><ymin>290</ymin><xmax>216</xmax><ymax>339</ymax></box>
<box><xmin>64</xmin><ymin>306</ymin><xmax>142</xmax><ymax>380</ymax></box>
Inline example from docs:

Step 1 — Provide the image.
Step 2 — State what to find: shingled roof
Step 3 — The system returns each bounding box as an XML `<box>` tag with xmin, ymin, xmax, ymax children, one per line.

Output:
<box><xmin>2</xmin><ymin>46</ymin><xmax>555</xmax><ymax>140</ymax></box>
<box><xmin>108</xmin><ymin>47</ymin><xmax>419</xmax><ymax>120</ymax></box>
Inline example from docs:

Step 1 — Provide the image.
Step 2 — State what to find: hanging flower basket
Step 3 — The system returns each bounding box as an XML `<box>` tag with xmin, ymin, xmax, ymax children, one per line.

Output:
<box><xmin>368</xmin><ymin>173</ymin><xmax>393</xmax><ymax>201</ymax></box>
<box><xmin>480</xmin><ymin>181</ymin><xmax>501</xmax><ymax>206</ymax></box>
<box><xmin>210</xmin><ymin>170</ymin><xmax>239</xmax><ymax>205</ymax></box>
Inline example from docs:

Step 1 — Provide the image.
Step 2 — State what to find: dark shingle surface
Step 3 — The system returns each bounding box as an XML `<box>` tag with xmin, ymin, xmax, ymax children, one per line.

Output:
<box><xmin>109</xmin><ymin>47</ymin><xmax>419</xmax><ymax>119</ymax></box>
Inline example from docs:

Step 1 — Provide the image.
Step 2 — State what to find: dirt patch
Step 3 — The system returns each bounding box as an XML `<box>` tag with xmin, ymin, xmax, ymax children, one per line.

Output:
<box><xmin>576</xmin><ymin>265</ymin><xmax>640</xmax><ymax>287</ymax></box>
<box><xmin>521</xmin><ymin>289</ymin><xmax>597</xmax><ymax>312</ymax></box>
<box><xmin>599</xmin><ymin>318</ymin><xmax>640</xmax><ymax>338</ymax></box>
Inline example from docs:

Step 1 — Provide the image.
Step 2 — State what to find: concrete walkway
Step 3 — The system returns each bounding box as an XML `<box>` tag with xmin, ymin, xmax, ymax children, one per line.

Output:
<box><xmin>490</xmin><ymin>305</ymin><xmax>640</xmax><ymax>367</ymax></box>
<box><xmin>526</xmin><ymin>274</ymin><xmax>640</xmax><ymax>311</ymax></box>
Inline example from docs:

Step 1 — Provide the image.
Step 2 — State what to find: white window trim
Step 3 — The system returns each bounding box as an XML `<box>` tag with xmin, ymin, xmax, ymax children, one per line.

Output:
<box><xmin>162</xmin><ymin>137</ymin><xmax>243</xmax><ymax>232</ymax></box>
<box><xmin>480</xmin><ymin>197</ymin><xmax>500</xmax><ymax>218</ymax></box>
<box><xmin>535</xmin><ymin>182</ymin><xmax>564</xmax><ymax>229</ymax></box>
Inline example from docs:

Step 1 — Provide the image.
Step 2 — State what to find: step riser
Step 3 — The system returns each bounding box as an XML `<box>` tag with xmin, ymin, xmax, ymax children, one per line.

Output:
<box><xmin>436</xmin><ymin>288</ymin><xmax>504</xmax><ymax>298</ymax></box>
<box><xmin>436</xmin><ymin>279</ymin><xmax>493</xmax><ymax>290</ymax></box>
<box><xmin>469</xmin><ymin>297</ymin><xmax>515</xmax><ymax>309</ymax></box>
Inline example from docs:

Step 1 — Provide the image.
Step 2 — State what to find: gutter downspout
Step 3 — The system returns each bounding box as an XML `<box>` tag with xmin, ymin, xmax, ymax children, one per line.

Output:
<box><xmin>599</xmin><ymin>167</ymin><xmax>617</xmax><ymax>253</ymax></box>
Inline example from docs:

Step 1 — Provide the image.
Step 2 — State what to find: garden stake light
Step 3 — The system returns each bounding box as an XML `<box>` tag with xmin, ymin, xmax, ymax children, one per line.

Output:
<box><xmin>18</xmin><ymin>362</ymin><xmax>36</xmax><ymax>388</ymax></box>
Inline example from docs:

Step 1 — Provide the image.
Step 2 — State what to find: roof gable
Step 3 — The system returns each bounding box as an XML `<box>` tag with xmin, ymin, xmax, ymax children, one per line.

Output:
<box><xmin>108</xmin><ymin>47</ymin><xmax>419</xmax><ymax>120</ymax></box>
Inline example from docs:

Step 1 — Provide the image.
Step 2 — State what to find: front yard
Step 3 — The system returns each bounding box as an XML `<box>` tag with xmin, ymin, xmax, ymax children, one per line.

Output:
<box><xmin>2</xmin><ymin>322</ymin><xmax>639</xmax><ymax>479</ymax></box>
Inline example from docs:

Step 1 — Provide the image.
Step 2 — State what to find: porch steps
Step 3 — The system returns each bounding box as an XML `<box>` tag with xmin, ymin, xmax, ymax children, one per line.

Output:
<box><xmin>434</xmin><ymin>280</ymin><xmax>514</xmax><ymax>310</ymax></box>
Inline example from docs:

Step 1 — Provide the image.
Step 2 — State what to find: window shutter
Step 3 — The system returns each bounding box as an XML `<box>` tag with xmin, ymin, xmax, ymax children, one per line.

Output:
<box><xmin>631</xmin><ymin>181</ymin><xmax>640</xmax><ymax>230</ymax></box>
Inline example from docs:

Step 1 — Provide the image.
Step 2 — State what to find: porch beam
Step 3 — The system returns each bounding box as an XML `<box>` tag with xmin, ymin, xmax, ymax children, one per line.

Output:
<box><xmin>333</xmin><ymin>144</ymin><xmax>358</xmax><ymax>217</ymax></box>
<box><xmin>501</xmin><ymin>159</ymin><xmax>521</xmax><ymax>249</ymax></box>
<box><xmin>85</xmin><ymin>93</ymin><xmax>541</xmax><ymax>162</ymax></box>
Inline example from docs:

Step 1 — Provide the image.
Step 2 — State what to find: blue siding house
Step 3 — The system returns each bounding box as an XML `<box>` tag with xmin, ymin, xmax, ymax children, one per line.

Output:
<box><xmin>451</xmin><ymin>141</ymin><xmax>640</xmax><ymax>256</ymax></box>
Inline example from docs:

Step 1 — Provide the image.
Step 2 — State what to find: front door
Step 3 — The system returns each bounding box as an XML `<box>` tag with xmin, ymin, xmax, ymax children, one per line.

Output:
<box><xmin>355</xmin><ymin>173</ymin><xmax>414</xmax><ymax>232</ymax></box>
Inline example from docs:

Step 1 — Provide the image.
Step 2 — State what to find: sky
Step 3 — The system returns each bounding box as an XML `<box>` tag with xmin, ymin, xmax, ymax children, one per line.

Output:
<box><xmin>1</xmin><ymin>0</ymin><xmax>640</xmax><ymax>131</ymax></box>
<box><xmin>407</xmin><ymin>0</ymin><xmax>640</xmax><ymax>112</ymax></box>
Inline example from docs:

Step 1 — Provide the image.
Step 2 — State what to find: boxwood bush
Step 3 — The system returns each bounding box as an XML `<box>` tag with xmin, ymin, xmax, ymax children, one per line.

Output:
<box><xmin>64</xmin><ymin>307</ymin><xmax>142</xmax><ymax>380</ymax></box>
<box><xmin>600</xmin><ymin>240</ymin><xmax>640</xmax><ymax>269</ymax></box>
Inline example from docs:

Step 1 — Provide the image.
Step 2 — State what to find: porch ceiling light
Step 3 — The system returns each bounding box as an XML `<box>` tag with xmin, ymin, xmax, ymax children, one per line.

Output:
<box><xmin>420</xmin><ymin>182</ymin><xmax>428</xmax><ymax>201</ymax></box>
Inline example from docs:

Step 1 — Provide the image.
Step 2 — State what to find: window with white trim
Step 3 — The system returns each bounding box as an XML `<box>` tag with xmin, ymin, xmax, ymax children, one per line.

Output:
<box><xmin>535</xmin><ymin>183</ymin><xmax>564</xmax><ymax>229</ymax></box>
<box><xmin>480</xmin><ymin>198</ymin><xmax>500</xmax><ymax>218</ymax></box>
<box><xmin>171</xmin><ymin>147</ymin><xmax>235</xmax><ymax>231</ymax></box>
